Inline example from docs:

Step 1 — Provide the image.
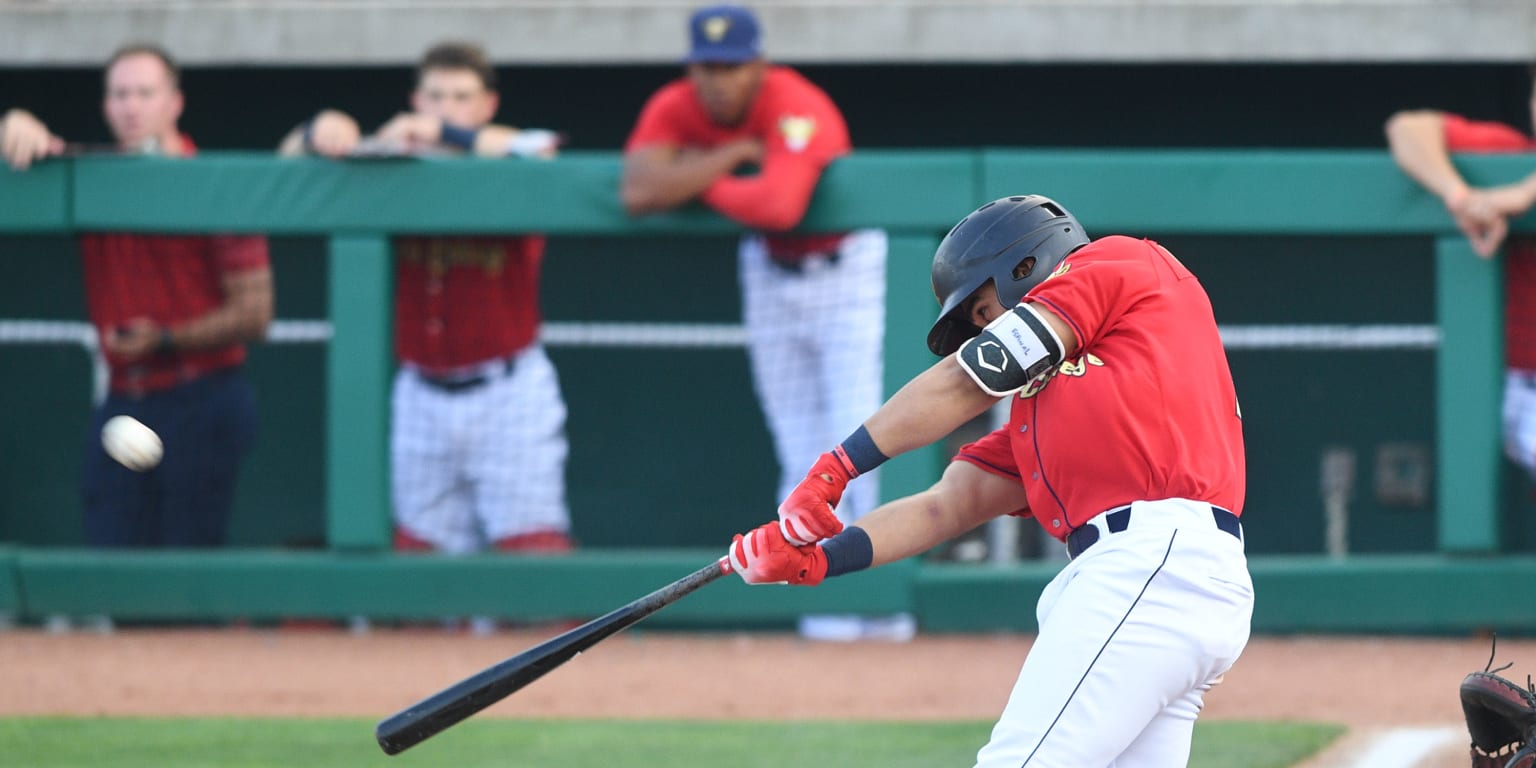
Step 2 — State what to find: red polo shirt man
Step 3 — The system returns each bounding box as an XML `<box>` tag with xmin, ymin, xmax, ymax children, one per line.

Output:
<box><xmin>1</xmin><ymin>44</ymin><xmax>273</xmax><ymax>547</ymax></box>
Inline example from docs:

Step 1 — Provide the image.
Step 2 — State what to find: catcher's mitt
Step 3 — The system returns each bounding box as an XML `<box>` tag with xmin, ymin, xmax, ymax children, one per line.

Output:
<box><xmin>1462</xmin><ymin>669</ymin><xmax>1536</xmax><ymax>768</ymax></box>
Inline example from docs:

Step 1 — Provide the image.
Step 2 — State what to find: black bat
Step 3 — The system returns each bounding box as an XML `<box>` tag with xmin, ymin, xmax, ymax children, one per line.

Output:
<box><xmin>375</xmin><ymin>556</ymin><xmax>732</xmax><ymax>755</ymax></box>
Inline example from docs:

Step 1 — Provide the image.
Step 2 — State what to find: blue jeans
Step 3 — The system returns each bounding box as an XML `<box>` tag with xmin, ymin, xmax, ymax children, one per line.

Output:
<box><xmin>81</xmin><ymin>367</ymin><xmax>258</xmax><ymax>547</ymax></box>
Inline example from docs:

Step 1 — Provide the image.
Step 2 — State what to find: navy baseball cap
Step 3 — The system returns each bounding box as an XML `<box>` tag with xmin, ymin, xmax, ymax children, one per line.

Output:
<box><xmin>685</xmin><ymin>5</ymin><xmax>762</xmax><ymax>64</ymax></box>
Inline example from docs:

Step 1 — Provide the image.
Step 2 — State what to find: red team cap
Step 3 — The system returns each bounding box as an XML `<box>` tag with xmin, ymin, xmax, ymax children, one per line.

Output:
<box><xmin>685</xmin><ymin>4</ymin><xmax>763</xmax><ymax>63</ymax></box>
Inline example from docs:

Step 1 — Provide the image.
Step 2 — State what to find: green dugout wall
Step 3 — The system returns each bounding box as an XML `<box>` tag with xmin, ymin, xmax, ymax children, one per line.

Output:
<box><xmin>2</xmin><ymin>150</ymin><xmax>1535</xmax><ymax>632</ymax></box>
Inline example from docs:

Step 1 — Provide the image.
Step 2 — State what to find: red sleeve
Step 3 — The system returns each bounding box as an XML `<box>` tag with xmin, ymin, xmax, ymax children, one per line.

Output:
<box><xmin>954</xmin><ymin>427</ymin><xmax>1031</xmax><ymax>518</ymax></box>
<box><xmin>1026</xmin><ymin>237</ymin><xmax>1156</xmax><ymax>351</ymax></box>
<box><xmin>624</xmin><ymin>82</ymin><xmax>693</xmax><ymax>152</ymax></box>
<box><xmin>1442</xmin><ymin>113</ymin><xmax>1536</xmax><ymax>153</ymax></box>
<box><xmin>700</xmin><ymin>70</ymin><xmax>851</xmax><ymax>231</ymax></box>
<box><xmin>955</xmin><ymin>427</ymin><xmax>1020</xmax><ymax>479</ymax></box>
<box><xmin>700</xmin><ymin>155</ymin><xmax>826</xmax><ymax>231</ymax></box>
<box><xmin>210</xmin><ymin>235</ymin><xmax>270</xmax><ymax>271</ymax></box>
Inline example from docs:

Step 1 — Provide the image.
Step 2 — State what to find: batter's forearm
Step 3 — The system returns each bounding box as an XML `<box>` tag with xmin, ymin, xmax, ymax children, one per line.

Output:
<box><xmin>863</xmin><ymin>356</ymin><xmax>999</xmax><ymax>459</ymax></box>
<box><xmin>858</xmin><ymin>493</ymin><xmax>975</xmax><ymax>567</ymax></box>
<box><xmin>853</xmin><ymin>465</ymin><xmax>1007</xmax><ymax>568</ymax></box>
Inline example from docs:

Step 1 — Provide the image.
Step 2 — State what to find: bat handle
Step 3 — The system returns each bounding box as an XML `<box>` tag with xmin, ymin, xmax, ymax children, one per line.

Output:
<box><xmin>717</xmin><ymin>554</ymin><xmax>733</xmax><ymax>575</ymax></box>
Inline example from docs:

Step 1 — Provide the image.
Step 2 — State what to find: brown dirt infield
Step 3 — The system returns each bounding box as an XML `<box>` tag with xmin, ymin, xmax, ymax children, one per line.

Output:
<box><xmin>0</xmin><ymin>628</ymin><xmax>1519</xmax><ymax>766</ymax></box>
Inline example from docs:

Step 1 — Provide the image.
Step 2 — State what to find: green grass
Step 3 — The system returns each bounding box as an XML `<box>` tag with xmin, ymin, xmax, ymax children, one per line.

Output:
<box><xmin>0</xmin><ymin>717</ymin><xmax>1343</xmax><ymax>768</ymax></box>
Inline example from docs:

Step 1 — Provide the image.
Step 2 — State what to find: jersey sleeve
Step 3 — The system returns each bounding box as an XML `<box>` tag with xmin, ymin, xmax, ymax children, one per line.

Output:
<box><xmin>700</xmin><ymin>72</ymin><xmax>852</xmax><ymax>231</ymax></box>
<box><xmin>700</xmin><ymin>154</ymin><xmax>827</xmax><ymax>231</ymax></box>
<box><xmin>210</xmin><ymin>235</ymin><xmax>270</xmax><ymax>271</ymax></box>
<box><xmin>1025</xmin><ymin>237</ymin><xmax>1156</xmax><ymax>351</ymax></box>
<box><xmin>1442</xmin><ymin>113</ymin><xmax>1536</xmax><ymax>153</ymax></box>
<box><xmin>624</xmin><ymin>83</ymin><xmax>692</xmax><ymax>152</ymax></box>
<box><xmin>954</xmin><ymin>427</ymin><xmax>1021</xmax><ymax>480</ymax></box>
<box><xmin>954</xmin><ymin>428</ymin><xmax>1032</xmax><ymax>518</ymax></box>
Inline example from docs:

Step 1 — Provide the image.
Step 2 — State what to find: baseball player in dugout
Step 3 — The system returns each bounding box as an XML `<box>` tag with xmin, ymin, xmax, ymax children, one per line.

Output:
<box><xmin>1386</xmin><ymin>67</ymin><xmax>1536</xmax><ymax>482</ymax></box>
<box><xmin>727</xmin><ymin>195</ymin><xmax>1255</xmax><ymax>767</ymax></box>
<box><xmin>280</xmin><ymin>42</ymin><xmax>572</xmax><ymax>633</ymax></box>
<box><xmin>621</xmin><ymin>4</ymin><xmax>908</xmax><ymax>642</ymax></box>
<box><xmin>1</xmin><ymin>45</ymin><xmax>272</xmax><ymax>552</ymax></box>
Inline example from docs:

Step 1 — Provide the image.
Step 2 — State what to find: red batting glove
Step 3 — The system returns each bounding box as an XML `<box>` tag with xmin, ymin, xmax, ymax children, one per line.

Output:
<box><xmin>727</xmin><ymin>522</ymin><xmax>827</xmax><ymax>586</ymax></box>
<box><xmin>777</xmin><ymin>449</ymin><xmax>856</xmax><ymax>546</ymax></box>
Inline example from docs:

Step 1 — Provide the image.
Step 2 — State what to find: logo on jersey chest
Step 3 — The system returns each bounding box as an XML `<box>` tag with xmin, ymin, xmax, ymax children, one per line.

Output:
<box><xmin>779</xmin><ymin>115</ymin><xmax>817</xmax><ymax>153</ymax></box>
<box><xmin>1018</xmin><ymin>352</ymin><xmax>1104</xmax><ymax>399</ymax></box>
<box><xmin>398</xmin><ymin>241</ymin><xmax>508</xmax><ymax>276</ymax></box>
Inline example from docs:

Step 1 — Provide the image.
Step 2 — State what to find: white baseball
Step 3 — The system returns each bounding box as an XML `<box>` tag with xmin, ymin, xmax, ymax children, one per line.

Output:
<box><xmin>101</xmin><ymin>415</ymin><xmax>163</xmax><ymax>472</ymax></box>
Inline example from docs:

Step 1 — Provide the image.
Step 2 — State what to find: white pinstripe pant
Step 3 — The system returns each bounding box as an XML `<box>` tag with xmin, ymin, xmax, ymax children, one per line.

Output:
<box><xmin>1503</xmin><ymin>369</ymin><xmax>1536</xmax><ymax>480</ymax></box>
<box><xmin>739</xmin><ymin>228</ymin><xmax>888</xmax><ymax>524</ymax></box>
<box><xmin>391</xmin><ymin>344</ymin><xmax>570</xmax><ymax>554</ymax></box>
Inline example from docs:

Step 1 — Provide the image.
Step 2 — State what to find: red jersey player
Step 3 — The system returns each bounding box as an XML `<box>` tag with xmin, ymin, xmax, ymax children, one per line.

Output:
<box><xmin>622</xmin><ymin>4</ymin><xmax>902</xmax><ymax>641</ymax></box>
<box><xmin>726</xmin><ymin>195</ymin><xmax>1254</xmax><ymax>766</ymax></box>
<box><xmin>281</xmin><ymin>43</ymin><xmax>572</xmax><ymax>628</ymax></box>
<box><xmin>1387</xmin><ymin>84</ymin><xmax>1536</xmax><ymax>480</ymax></box>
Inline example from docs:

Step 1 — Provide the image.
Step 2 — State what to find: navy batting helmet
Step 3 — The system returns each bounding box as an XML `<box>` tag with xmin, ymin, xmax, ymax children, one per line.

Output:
<box><xmin>926</xmin><ymin>195</ymin><xmax>1091</xmax><ymax>356</ymax></box>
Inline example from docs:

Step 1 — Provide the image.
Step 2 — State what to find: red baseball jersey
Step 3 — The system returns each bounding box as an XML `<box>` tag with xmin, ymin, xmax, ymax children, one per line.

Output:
<box><xmin>624</xmin><ymin>65</ymin><xmax>850</xmax><ymax>247</ymax></box>
<box><xmin>393</xmin><ymin>235</ymin><xmax>544</xmax><ymax>374</ymax></box>
<box><xmin>955</xmin><ymin>236</ymin><xmax>1246</xmax><ymax>541</ymax></box>
<box><xmin>1441</xmin><ymin>113</ymin><xmax>1536</xmax><ymax>370</ymax></box>
<box><xmin>82</xmin><ymin>233</ymin><xmax>270</xmax><ymax>395</ymax></box>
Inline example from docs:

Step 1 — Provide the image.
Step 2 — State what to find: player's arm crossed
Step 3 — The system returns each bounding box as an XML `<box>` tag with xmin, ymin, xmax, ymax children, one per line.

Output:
<box><xmin>1386</xmin><ymin>109</ymin><xmax>1536</xmax><ymax>258</ymax></box>
<box><xmin>620</xmin><ymin>139</ymin><xmax>763</xmax><ymax>215</ymax></box>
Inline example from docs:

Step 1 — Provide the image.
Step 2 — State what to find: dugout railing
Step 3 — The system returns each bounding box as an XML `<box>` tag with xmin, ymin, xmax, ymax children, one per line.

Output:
<box><xmin>0</xmin><ymin>149</ymin><xmax>1531</xmax><ymax>633</ymax></box>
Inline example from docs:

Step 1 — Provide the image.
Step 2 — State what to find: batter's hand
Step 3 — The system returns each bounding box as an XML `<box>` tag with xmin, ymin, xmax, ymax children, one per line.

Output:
<box><xmin>777</xmin><ymin>450</ymin><xmax>854</xmax><ymax>545</ymax></box>
<box><xmin>727</xmin><ymin>522</ymin><xmax>827</xmax><ymax>586</ymax></box>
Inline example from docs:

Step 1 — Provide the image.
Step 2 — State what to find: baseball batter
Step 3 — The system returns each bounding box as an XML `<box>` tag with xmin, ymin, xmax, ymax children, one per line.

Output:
<box><xmin>728</xmin><ymin>195</ymin><xmax>1254</xmax><ymax>767</ymax></box>
<box><xmin>1386</xmin><ymin>90</ymin><xmax>1536</xmax><ymax>481</ymax></box>
<box><xmin>621</xmin><ymin>5</ymin><xmax>898</xmax><ymax>639</ymax></box>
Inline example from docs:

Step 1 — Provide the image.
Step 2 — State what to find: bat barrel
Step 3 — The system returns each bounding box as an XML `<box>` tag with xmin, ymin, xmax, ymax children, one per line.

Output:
<box><xmin>376</xmin><ymin>558</ymin><xmax>728</xmax><ymax>755</ymax></box>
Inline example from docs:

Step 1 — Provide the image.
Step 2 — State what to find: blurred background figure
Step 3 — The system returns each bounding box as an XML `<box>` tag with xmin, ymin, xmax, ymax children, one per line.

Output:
<box><xmin>1386</xmin><ymin>65</ymin><xmax>1536</xmax><ymax>481</ymax></box>
<box><xmin>2</xmin><ymin>44</ymin><xmax>272</xmax><ymax>554</ymax></box>
<box><xmin>281</xmin><ymin>41</ymin><xmax>571</xmax><ymax>635</ymax></box>
<box><xmin>619</xmin><ymin>4</ymin><xmax>907</xmax><ymax>642</ymax></box>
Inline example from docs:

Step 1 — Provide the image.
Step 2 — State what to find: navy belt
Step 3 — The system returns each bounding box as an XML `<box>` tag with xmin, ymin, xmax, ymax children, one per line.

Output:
<box><xmin>767</xmin><ymin>250</ymin><xmax>840</xmax><ymax>274</ymax></box>
<box><xmin>1066</xmin><ymin>504</ymin><xmax>1241</xmax><ymax>560</ymax></box>
<box><xmin>416</xmin><ymin>356</ymin><xmax>515</xmax><ymax>393</ymax></box>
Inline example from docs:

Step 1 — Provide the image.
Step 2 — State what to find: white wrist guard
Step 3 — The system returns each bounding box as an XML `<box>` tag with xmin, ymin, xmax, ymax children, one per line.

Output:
<box><xmin>957</xmin><ymin>303</ymin><xmax>1064</xmax><ymax>396</ymax></box>
<box><xmin>505</xmin><ymin>129</ymin><xmax>561</xmax><ymax>158</ymax></box>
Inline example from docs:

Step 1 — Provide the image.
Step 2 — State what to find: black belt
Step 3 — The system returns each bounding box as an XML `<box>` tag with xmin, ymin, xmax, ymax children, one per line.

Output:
<box><xmin>416</xmin><ymin>356</ymin><xmax>515</xmax><ymax>393</ymax></box>
<box><xmin>1066</xmin><ymin>504</ymin><xmax>1241</xmax><ymax>560</ymax></box>
<box><xmin>767</xmin><ymin>250</ymin><xmax>840</xmax><ymax>274</ymax></box>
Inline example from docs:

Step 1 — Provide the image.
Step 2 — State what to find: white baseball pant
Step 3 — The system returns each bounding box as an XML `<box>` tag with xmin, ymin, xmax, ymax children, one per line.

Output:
<box><xmin>739</xmin><ymin>228</ymin><xmax>888</xmax><ymax>525</ymax></box>
<box><xmin>391</xmin><ymin>344</ymin><xmax>570</xmax><ymax>554</ymax></box>
<box><xmin>974</xmin><ymin>498</ymin><xmax>1254</xmax><ymax>768</ymax></box>
<box><xmin>1503</xmin><ymin>369</ymin><xmax>1536</xmax><ymax>480</ymax></box>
